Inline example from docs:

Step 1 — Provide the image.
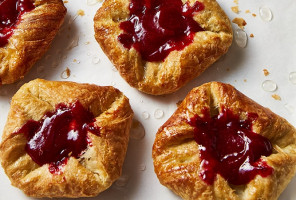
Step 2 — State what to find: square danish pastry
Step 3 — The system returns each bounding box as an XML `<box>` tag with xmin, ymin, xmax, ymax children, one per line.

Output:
<box><xmin>0</xmin><ymin>79</ymin><xmax>134</xmax><ymax>198</ymax></box>
<box><xmin>94</xmin><ymin>0</ymin><xmax>233</xmax><ymax>95</ymax></box>
<box><xmin>152</xmin><ymin>82</ymin><xmax>296</xmax><ymax>200</ymax></box>
<box><xmin>0</xmin><ymin>0</ymin><xmax>66</xmax><ymax>85</ymax></box>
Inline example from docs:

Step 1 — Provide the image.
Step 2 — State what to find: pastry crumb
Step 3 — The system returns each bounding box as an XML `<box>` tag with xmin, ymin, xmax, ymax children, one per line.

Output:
<box><xmin>245</xmin><ymin>10</ymin><xmax>251</xmax><ymax>13</ymax></box>
<box><xmin>231</xmin><ymin>6</ymin><xmax>240</xmax><ymax>14</ymax></box>
<box><xmin>233</xmin><ymin>0</ymin><xmax>239</xmax><ymax>5</ymax></box>
<box><xmin>77</xmin><ymin>9</ymin><xmax>85</xmax><ymax>16</ymax></box>
<box><xmin>232</xmin><ymin>18</ymin><xmax>247</xmax><ymax>29</ymax></box>
<box><xmin>252</xmin><ymin>13</ymin><xmax>257</xmax><ymax>17</ymax></box>
<box><xmin>271</xmin><ymin>94</ymin><xmax>281</xmax><ymax>101</ymax></box>
<box><xmin>250</xmin><ymin>33</ymin><xmax>254</xmax><ymax>38</ymax></box>
<box><xmin>63</xmin><ymin>0</ymin><xmax>68</xmax><ymax>3</ymax></box>
<box><xmin>85</xmin><ymin>41</ymin><xmax>90</xmax><ymax>45</ymax></box>
<box><xmin>244</xmin><ymin>79</ymin><xmax>247</xmax><ymax>82</ymax></box>
<box><xmin>73</xmin><ymin>59</ymin><xmax>80</xmax><ymax>64</ymax></box>
<box><xmin>263</xmin><ymin>69</ymin><xmax>270</xmax><ymax>76</ymax></box>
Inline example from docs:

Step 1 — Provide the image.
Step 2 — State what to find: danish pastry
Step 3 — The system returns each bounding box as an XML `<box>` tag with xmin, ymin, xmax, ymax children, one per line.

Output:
<box><xmin>0</xmin><ymin>0</ymin><xmax>66</xmax><ymax>85</ymax></box>
<box><xmin>0</xmin><ymin>79</ymin><xmax>134</xmax><ymax>198</ymax></box>
<box><xmin>94</xmin><ymin>0</ymin><xmax>232</xmax><ymax>95</ymax></box>
<box><xmin>152</xmin><ymin>82</ymin><xmax>296</xmax><ymax>200</ymax></box>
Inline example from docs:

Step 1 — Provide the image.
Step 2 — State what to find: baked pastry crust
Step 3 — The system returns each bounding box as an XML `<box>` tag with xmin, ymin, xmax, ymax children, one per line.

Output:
<box><xmin>0</xmin><ymin>0</ymin><xmax>66</xmax><ymax>85</ymax></box>
<box><xmin>0</xmin><ymin>79</ymin><xmax>134</xmax><ymax>198</ymax></box>
<box><xmin>94</xmin><ymin>0</ymin><xmax>233</xmax><ymax>95</ymax></box>
<box><xmin>152</xmin><ymin>82</ymin><xmax>296</xmax><ymax>200</ymax></box>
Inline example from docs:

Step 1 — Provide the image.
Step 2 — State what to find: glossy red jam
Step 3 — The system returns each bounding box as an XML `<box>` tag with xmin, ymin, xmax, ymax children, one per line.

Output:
<box><xmin>0</xmin><ymin>0</ymin><xmax>35</xmax><ymax>47</ymax></box>
<box><xmin>118</xmin><ymin>0</ymin><xmax>205</xmax><ymax>62</ymax></box>
<box><xmin>15</xmin><ymin>101</ymin><xmax>100</xmax><ymax>174</ymax></box>
<box><xmin>188</xmin><ymin>108</ymin><xmax>273</xmax><ymax>185</ymax></box>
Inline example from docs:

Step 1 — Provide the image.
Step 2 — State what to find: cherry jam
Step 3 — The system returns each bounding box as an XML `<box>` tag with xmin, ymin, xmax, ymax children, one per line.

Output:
<box><xmin>0</xmin><ymin>0</ymin><xmax>35</xmax><ymax>47</ymax></box>
<box><xmin>118</xmin><ymin>0</ymin><xmax>205</xmax><ymax>62</ymax></box>
<box><xmin>15</xmin><ymin>101</ymin><xmax>100</xmax><ymax>174</ymax></box>
<box><xmin>188</xmin><ymin>108</ymin><xmax>273</xmax><ymax>185</ymax></box>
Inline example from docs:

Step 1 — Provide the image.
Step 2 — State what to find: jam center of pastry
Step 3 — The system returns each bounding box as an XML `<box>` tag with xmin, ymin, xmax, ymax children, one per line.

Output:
<box><xmin>15</xmin><ymin>100</ymin><xmax>100</xmax><ymax>174</ymax></box>
<box><xmin>118</xmin><ymin>0</ymin><xmax>204</xmax><ymax>62</ymax></box>
<box><xmin>188</xmin><ymin>108</ymin><xmax>273</xmax><ymax>185</ymax></box>
<box><xmin>0</xmin><ymin>0</ymin><xmax>35</xmax><ymax>47</ymax></box>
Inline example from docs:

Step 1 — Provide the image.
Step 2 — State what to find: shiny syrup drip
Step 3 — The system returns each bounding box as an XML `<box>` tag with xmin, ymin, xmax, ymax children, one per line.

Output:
<box><xmin>14</xmin><ymin>101</ymin><xmax>100</xmax><ymax>174</ymax></box>
<box><xmin>0</xmin><ymin>0</ymin><xmax>35</xmax><ymax>47</ymax></box>
<box><xmin>118</xmin><ymin>0</ymin><xmax>205</xmax><ymax>62</ymax></box>
<box><xmin>188</xmin><ymin>108</ymin><xmax>273</xmax><ymax>185</ymax></box>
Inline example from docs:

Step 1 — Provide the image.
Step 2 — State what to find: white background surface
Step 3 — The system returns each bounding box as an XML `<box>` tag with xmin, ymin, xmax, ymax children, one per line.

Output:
<box><xmin>0</xmin><ymin>0</ymin><xmax>296</xmax><ymax>199</ymax></box>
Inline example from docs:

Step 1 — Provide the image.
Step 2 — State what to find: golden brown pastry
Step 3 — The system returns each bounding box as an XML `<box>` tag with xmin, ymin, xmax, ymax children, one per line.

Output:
<box><xmin>152</xmin><ymin>82</ymin><xmax>296</xmax><ymax>200</ymax></box>
<box><xmin>0</xmin><ymin>79</ymin><xmax>134</xmax><ymax>198</ymax></box>
<box><xmin>94</xmin><ymin>0</ymin><xmax>233</xmax><ymax>95</ymax></box>
<box><xmin>0</xmin><ymin>0</ymin><xmax>66</xmax><ymax>85</ymax></box>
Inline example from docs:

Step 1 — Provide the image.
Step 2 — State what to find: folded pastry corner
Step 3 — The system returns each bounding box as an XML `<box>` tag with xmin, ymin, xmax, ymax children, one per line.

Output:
<box><xmin>153</xmin><ymin>82</ymin><xmax>296</xmax><ymax>200</ymax></box>
<box><xmin>94</xmin><ymin>0</ymin><xmax>233</xmax><ymax>95</ymax></box>
<box><xmin>0</xmin><ymin>79</ymin><xmax>134</xmax><ymax>198</ymax></box>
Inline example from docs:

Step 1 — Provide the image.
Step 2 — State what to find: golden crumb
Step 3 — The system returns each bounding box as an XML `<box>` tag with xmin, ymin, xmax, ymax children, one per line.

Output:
<box><xmin>234</xmin><ymin>80</ymin><xmax>237</xmax><ymax>82</ymax></box>
<box><xmin>73</xmin><ymin>59</ymin><xmax>77</xmax><ymax>62</ymax></box>
<box><xmin>233</xmin><ymin>0</ymin><xmax>239</xmax><ymax>5</ymax></box>
<box><xmin>176</xmin><ymin>100</ymin><xmax>183</xmax><ymax>107</ymax></box>
<box><xmin>245</xmin><ymin>10</ymin><xmax>251</xmax><ymax>13</ymax></box>
<box><xmin>272</xmin><ymin>94</ymin><xmax>281</xmax><ymax>101</ymax></box>
<box><xmin>231</xmin><ymin>6</ymin><xmax>240</xmax><ymax>14</ymax></box>
<box><xmin>77</xmin><ymin>9</ymin><xmax>85</xmax><ymax>16</ymax></box>
<box><xmin>263</xmin><ymin>69</ymin><xmax>270</xmax><ymax>76</ymax></box>
<box><xmin>63</xmin><ymin>0</ymin><xmax>68</xmax><ymax>3</ymax></box>
<box><xmin>66</xmin><ymin>67</ymin><xmax>71</xmax><ymax>77</ymax></box>
<box><xmin>244</xmin><ymin>79</ymin><xmax>247</xmax><ymax>82</ymax></box>
<box><xmin>252</xmin><ymin>13</ymin><xmax>257</xmax><ymax>17</ymax></box>
<box><xmin>250</xmin><ymin>33</ymin><xmax>254</xmax><ymax>38</ymax></box>
<box><xmin>232</xmin><ymin>18</ymin><xmax>247</xmax><ymax>29</ymax></box>
<box><xmin>85</xmin><ymin>41</ymin><xmax>90</xmax><ymax>45</ymax></box>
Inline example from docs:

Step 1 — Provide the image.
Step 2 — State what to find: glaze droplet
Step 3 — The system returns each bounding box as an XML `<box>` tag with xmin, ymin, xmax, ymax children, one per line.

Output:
<box><xmin>61</xmin><ymin>68</ymin><xmax>71</xmax><ymax>79</ymax></box>
<box><xmin>67</xmin><ymin>36</ymin><xmax>79</xmax><ymax>50</ymax></box>
<box><xmin>234</xmin><ymin>28</ymin><xmax>247</xmax><ymax>48</ymax></box>
<box><xmin>262</xmin><ymin>80</ymin><xmax>277</xmax><ymax>92</ymax></box>
<box><xmin>259</xmin><ymin>7</ymin><xmax>273</xmax><ymax>22</ymax></box>
<box><xmin>112</xmin><ymin>66</ymin><xmax>118</xmax><ymax>72</ymax></box>
<box><xmin>137</xmin><ymin>164</ymin><xmax>146</xmax><ymax>171</ymax></box>
<box><xmin>130</xmin><ymin>120</ymin><xmax>145</xmax><ymax>140</ymax></box>
<box><xmin>92</xmin><ymin>56</ymin><xmax>100</xmax><ymax>64</ymax></box>
<box><xmin>142</xmin><ymin>111</ymin><xmax>150</xmax><ymax>120</ymax></box>
<box><xmin>289</xmin><ymin>72</ymin><xmax>296</xmax><ymax>84</ymax></box>
<box><xmin>154</xmin><ymin>109</ymin><xmax>164</xmax><ymax>119</ymax></box>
